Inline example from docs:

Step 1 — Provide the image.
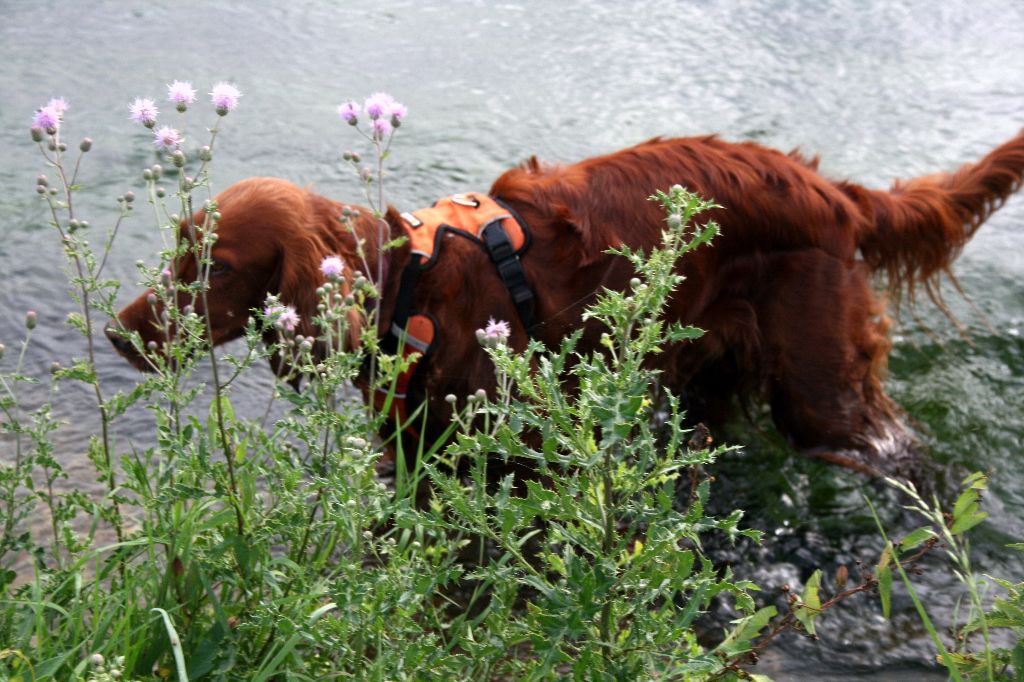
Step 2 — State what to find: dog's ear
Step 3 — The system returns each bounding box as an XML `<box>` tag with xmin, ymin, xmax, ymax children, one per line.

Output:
<box><xmin>551</xmin><ymin>196</ymin><xmax>624</xmax><ymax>268</ymax></box>
<box><xmin>493</xmin><ymin>164</ymin><xmax>622</xmax><ymax>268</ymax></box>
<box><xmin>278</xmin><ymin>225</ymin><xmax>329</xmax><ymax>342</ymax></box>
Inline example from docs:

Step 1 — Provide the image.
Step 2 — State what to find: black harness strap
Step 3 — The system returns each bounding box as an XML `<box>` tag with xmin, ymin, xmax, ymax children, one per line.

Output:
<box><xmin>481</xmin><ymin>219</ymin><xmax>537</xmax><ymax>336</ymax></box>
<box><xmin>381</xmin><ymin>253</ymin><xmax>425</xmax><ymax>355</ymax></box>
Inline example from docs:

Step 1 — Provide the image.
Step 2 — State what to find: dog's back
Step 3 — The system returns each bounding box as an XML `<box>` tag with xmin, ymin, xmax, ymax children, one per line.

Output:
<box><xmin>488</xmin><ymin>131</ymin><xmax>1024</xmax><ymax>475</ymax></box>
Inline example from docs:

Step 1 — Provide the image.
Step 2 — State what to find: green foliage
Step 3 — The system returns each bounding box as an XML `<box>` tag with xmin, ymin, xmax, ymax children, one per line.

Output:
<box><xmin>872</xmin><ymin>474</ymin><xmax>1023</xmax><ymax>681</ymax></box>
<box><xmin>0</xmin><ymin>154</ymin><xmax>779</xmax><ymax>680</ymax></box>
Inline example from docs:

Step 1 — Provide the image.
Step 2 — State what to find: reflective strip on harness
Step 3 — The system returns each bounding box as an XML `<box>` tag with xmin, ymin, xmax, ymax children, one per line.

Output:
<box><xmin>375</xmin><ymin>313</ymin><xmax>435</xmax><ymax>435</ymax></box>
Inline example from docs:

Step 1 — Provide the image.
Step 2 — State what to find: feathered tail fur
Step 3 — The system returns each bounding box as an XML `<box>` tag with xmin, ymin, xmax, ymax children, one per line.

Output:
<box><xmin>841</xmin><ymin>129</ymin><xmax>1024</xmax><ymax>305</ymax></box>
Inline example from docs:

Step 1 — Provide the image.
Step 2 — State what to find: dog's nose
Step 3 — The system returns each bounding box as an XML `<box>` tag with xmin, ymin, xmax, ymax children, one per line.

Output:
<box><xmin>104</xmin><ymin>323</ymin><xmax>134</xmax><ymax>354</ymax></box>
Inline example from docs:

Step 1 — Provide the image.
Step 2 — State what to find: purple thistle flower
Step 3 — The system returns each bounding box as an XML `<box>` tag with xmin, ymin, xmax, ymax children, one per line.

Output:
<box><xmin>167</xmin><ymin>81</ymin><xmax>197</xmax><ymax>106</ymax></box>
<box><xmin>484</xmin><ymin>318</ymin><xmax>511</xmax><ymax>341</ymax></box>
<box><xmin>33</xmin><ymin>106</ymin><xmax>61</xmax><ymax>132</ymax></box>
<box><xmin>264</xmin><ymin>303</ymin><xmax>300</xmax><ymax>332</ymax></box>
<box><xmin>210</xmin><ymin>82</ymin><xmax>242</xmax><ymax>113</ymax></box>
<box><xmin>389</xmin><ymin>101</ymin><xmax>408</xmax><ymax>122</ymax></box>
<box><xmin>477</xmin><ymin>317</ymin><xmax>511</xmax><ymax>347</ymax></box>
<box><xmin>279</xmin><ymin>307</ymin><xmax>300</xmax><ymax>332</ymax></box>
<box><xmin>363</xmin><ymin>92</ymin><xmax>395</xmax><ymax>120</ymax></box>
<box><xmin>153</xmin><ymin>126</ymin><xmax>184</xmax><ymax>151</ymax></box>
<box><xmin>129</xmin><ymin>98</ymin><xmax>159</xmax><ymax>127</ymax></box>
<box><xmin>320</xmin><ymin>255</ymin><xmax>346</xmax><ymax>279</ymax></box>
<box><xmin>337</xmin><ymin>101</ymin><xmax>360</xmax><ymax>125</ymax></box>
<box><xmin>371</xmin><ymin>116</ymin><xmax>393</xmax><ymax>139</ymax></box>
<box><xmin>46</xmin><ymin>98</ymin><xmax>69</xmax><ymax>116</ymax></box>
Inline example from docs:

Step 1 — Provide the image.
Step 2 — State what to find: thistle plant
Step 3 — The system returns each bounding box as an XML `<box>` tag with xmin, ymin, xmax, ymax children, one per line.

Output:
<box><xmin>337</xmin><ymin>92</ymin><xmax>409</xmax><ymax>424</ymax></box>
<box><xmin>416</xmin><ymin>186</ymin><xmax>774</xmax><ymax>678</ymax></box>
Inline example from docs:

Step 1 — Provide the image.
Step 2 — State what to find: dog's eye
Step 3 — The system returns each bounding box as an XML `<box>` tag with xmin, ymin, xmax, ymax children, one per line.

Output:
<box><xmin>209</xmin><ymin>259</ymin><xmax>231</xmax><ymax>277</ymax></box>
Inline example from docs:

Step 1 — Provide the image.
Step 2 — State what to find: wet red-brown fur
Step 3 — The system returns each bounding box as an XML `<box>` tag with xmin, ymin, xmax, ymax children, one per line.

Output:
<box><xmin>111</xmin><ymin>131</ymin><xmax>1024</xmax><ymax>476</ymax></box>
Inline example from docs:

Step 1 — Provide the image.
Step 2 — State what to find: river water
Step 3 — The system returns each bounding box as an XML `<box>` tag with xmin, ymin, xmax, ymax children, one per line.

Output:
<box><xmin>1</xmin><ymin>1</ymin><xmax>1022</xmax><ymax>678</ymax></box>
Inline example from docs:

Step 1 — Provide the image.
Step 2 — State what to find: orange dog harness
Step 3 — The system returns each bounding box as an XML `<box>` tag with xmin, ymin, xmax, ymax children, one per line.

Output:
<box><xmin>376</xmin><ymin>192</ymin><xmax>536</xmax><ymax>435</ymax></box>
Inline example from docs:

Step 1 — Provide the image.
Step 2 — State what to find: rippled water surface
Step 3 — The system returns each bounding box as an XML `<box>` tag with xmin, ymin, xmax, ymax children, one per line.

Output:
<box><xmin>2</xmin><ymin>1</ymin><xmax>1023</xmax><ymax>678</ymax></box>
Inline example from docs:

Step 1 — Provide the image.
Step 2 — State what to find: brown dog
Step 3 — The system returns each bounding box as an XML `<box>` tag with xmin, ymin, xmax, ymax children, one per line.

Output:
<box><xmin>110</xmin><ymin>131</ymin><xmax>1024</xmax><ymax>475</ymax></box>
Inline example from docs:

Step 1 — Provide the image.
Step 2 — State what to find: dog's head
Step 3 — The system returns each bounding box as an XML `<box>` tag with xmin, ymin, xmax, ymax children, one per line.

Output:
<box><xmin>107</xmin><ymin>177</ymin><xmax>376</xmax><ymax>372</ymax></box>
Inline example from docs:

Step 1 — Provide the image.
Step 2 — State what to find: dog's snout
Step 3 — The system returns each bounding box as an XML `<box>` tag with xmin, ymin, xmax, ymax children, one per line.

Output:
<box><xmin>104</xmin><ymin>322</ymin><xmax>133</xmax><ymax>354</ymax></box>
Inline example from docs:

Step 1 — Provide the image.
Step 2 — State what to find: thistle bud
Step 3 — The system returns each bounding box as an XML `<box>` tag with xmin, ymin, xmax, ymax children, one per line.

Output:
<box><xmin>146</xmin><ymin>293</ymin><xmax>157</xmax><ymax>306</ymax></box>
<box><xmin>30</xmin><ymin>126</ymin><xmax>44</xmax><ymax>142</ymax></box>
<box><xmin>124</xmin><ymin>191</ymin><xmax>135</xmax><ymax>203</ymax></box>
<box><xmin>211</xmin><ymin>211</ymin><xmax>221</xmax><ymax>222</ymax></box>
<box><xmin>89</xmin><ymin>653</ymin><xmax>105</xmax><ymax>668</ymax></box>
<box><xmin>79</xmin><ymin>137</ymin><xmax>93</xmax><ymax>152</ymax></box>
<box><xmin>171</xmin><ymin>150</ymin><xmax>186</xmax><ymax>168</ymax></box>
<box><xmin>146</xmin><ymin>341</ymin><xmax>158</xmax><ymax>352</ymax></box>
<box><xmin>156</xmin><ymin>187</ymin><xmax>165</xmax><ymax>198</ymax></box>
<box><xmin>50</xmin><ymin>361</ymin><xmax>62</xmax><ymax>374</ymax></box>
<box><xmin>37</xmin><ymin>174</ymin><xmax>48</xmax><ymax>187</ymax></box>
<box><xmin>152</xmin><ymin>164</ymin><xmax>163</xmax><ymax>179</ymax></box>
<box><xmin>0</xmin><ymin>344</ymin><xmax>5</xmax><ymax>360</ymax></box>
<box><xmin>25</xmin><ymin>311</ymin><xmax>37</xmax><ymax>330</ymax></box>
<box><xmin>199</xmin><ymin>146</ymin><xmax>212</xmax><ymax>162</ymax></box>
<box><xmin>444</xmin><ymin>393</ymin><xmax>457</xmax><ymax>404</ymax></box>
<box><xmin>36</xmin><ymin>185</ymin><xmax>46</xmax><ymax>195</ymax></box>
<box><xmin>474</xmin><ymin>388</ymin><xmax>486</xmax><ymax>402</ymax></box>
<box><xmin>160</xmin><ymin>269</ymin><xmax>172</xmax><ymax>288</ymax></box>
<box><xmin>667</xmin><ymin>214</ymin><xmax>683</xmax><ymax>230</ymax></box>
<box><xmin>68</xmin><ymin>219</ymin><xmax>80</xmax><ymax>232</ymax></box>
<box><xmin>143</xmin><ymin>168</ymin><xmax>153</xmax><ymax>181</ymax></box>
<box><xmin>57</xmin><ymin>142</ymin><xmax>67</xmax><ymax>152</ymax></box>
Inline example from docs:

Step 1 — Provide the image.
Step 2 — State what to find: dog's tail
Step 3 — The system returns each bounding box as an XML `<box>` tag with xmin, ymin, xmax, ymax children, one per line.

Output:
<box><xmin>840</xmin><ymin>128</ymin><xmax>1024</xmax><ymax>305</ymax></box>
